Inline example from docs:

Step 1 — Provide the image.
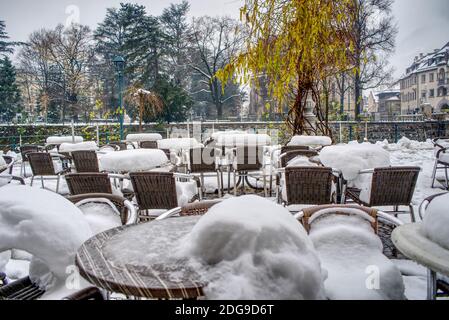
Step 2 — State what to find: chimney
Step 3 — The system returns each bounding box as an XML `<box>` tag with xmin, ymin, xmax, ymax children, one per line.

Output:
<box><xmin>420</xmin><ymin>53</ymin><xmax>424</xmax><ymax>59</ymax></box>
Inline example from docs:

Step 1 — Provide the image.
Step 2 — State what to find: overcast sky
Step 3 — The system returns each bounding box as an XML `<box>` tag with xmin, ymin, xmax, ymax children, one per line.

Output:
<box><xmin>1</xmin><ymin>0</ymin><xmax>448</xmax><ymax>80</ymax></box>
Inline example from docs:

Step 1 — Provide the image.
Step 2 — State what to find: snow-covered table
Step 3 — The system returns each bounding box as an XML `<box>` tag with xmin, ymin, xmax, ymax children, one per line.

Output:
<box><xmin>99</xmin><ymin>149</ymin><xmax>169</xmax><ymax>173</ymax></box>
<box><xmin>76</xmin><ymin>216</ymin><xmax>205</xmax><ymax>299</ymax></box>
<box><xmin>392</xmin><ymin>223</ymin><xmax>449</xmax><ymax>300</ymax></box>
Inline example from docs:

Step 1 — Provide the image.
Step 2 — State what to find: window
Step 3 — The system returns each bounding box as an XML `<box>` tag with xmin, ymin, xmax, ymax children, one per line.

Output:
<box><xmin>421</xmin><ymin>74</ymin><xmax>426</xmax><ymax>84</ymax></box>
<box><xmin>430</xmin><ymin>89</ymin><xmax>435</xmax><ymax>98</ymax></box>
<box><xmin>422</xmin><ymin>91</ymin><xmax>426</xmax><ymax>99</ymax></box>
<box><xmin>430</xmin><ymin>73</ymin><xmax>434</xmax><ymax>82</ymax></box>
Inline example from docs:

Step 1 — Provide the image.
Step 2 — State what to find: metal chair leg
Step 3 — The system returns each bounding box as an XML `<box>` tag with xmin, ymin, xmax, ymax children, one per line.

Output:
<box><xmin>427</xmin><ymin>269</ymin><xmax>437</xmax><ymax>300</ymax></box>
<box><xmin>216</xmin><ymin>171</ymin><xmax>222</xmax><ymax>198</ymax></box>
<box><xmin>409</xmin><ymin>205</ymin><xmax>416</xmax><ymax>223</ymax></box>
<box><xmin>41</xmin><ymin>176</ymin><xmax>44</xmax><ymax>188</ymax></box>
<box><xmin>233</xmin><ymin>170</ymin><xmax>237</xmax><ymax>196</ymax></box>
<box><xmin>56</xmin><ymin>176</ymin><xmax>60</xmax><ymax>194</ymax></box>
<box><xmin>30</xmin><ymin>176</ymin><xmax>34</xmax><ymax>187</ymax></box>
<box><xmin>431</xmin><ymin>160</ymin><xmax>437</xmax><ymax>188</ymax></box>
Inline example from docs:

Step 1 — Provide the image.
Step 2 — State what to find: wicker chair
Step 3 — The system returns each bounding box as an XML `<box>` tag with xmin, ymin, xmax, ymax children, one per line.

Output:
<box><xmin>67</xmin><ymin>193</ymin><xmax>138</xmax><ymax>226</ymax></box>
<box><xmin>298</xmin><ymin>205</ymin><xmax>405</xmax><ymax>259</ymax></box>
<box><xmin>19</xmin><ymin>145</ymin><xmax>42</xmax><ymax>177</ymax></box>
<box><xmin>139</xmin><ymin>141</ymin><xmax>158</xmax><ymax>149</ymax></box>
<box><xmin>27</xmin><ymin>152</ymin><xmax>71</xmax><ymax>193</ymax></box>
<box><xmin>279</xmin><ymin>150</ymin><xmax>319</xmax><ymax>168</ymax></box>
<box><xmin>276</xmin><ymin>167</ymin><xmax>336</xmax><ymax>209</ymax></box>
<box><xmin>187</xmin><ymin>147</ymin><xmax>222</xmax><ymax>197</ymax></box>
<box><xmin>418</xmin><ymin>193</ymin><xmax>449</xmax><ymax>298</ymax></box>
<box><xmin>156</xmin><ymin>200</ymin><xmax>223</xmax><ymax>220</ymax></box>
<box><xmin>431</xmin><ymin>138</ymin><xmax>449</xmax><ymax>189</ymax></box>
<box><xmin>66</xmin><ymin>173</ymin><xmax>113</xmax><ymax>195</ymax></box>
<box><xmin>71</xmin><ymin>150</ymin><xmax>100</xmax><ymax>173</ymax></box>
<box><xmin>281</xmin><ymin>145</ymin><xmax>310</xmax><ymax>154</ymax></box>
<box><xmin>0</xmin><ymin>277</ymin><xmax>104</xmax><ymax>300</ymax></box>
<box><xmin>231</xmin><ymin>146</ymin><xmax>267</xmax><ymax>196</ymax></box>
<box><xmin>130</xmin><ymin>172</ymin><xmax>201</xmax><ymax>222</ymax></box>
<box><xmin>345</xmin><ymin>167</ymin><xmax>420</xmax><ymax>222</ymax></box>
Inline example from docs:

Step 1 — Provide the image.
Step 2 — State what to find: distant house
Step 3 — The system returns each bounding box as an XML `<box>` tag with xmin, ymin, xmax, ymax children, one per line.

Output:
<box><xmin>399</xmin><ymin>41</ymin><xmax>449</xmax><ymax>115</ymax></box>
<box><xmin>377</xmin><ymin>90</ymin><xmax>401</xmax><ymax>121</ymax></box>
<box><xmin>366</xmin><ymin>91</ymin><xmax>379</xmax><ymax>114</ymax></box>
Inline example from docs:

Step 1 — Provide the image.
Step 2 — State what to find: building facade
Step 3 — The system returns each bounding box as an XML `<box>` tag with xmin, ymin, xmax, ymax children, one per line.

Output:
<box><xmin>400</xmin><ymin>42</ymin><xmax>449</xmax><ymax>115</ymax></box>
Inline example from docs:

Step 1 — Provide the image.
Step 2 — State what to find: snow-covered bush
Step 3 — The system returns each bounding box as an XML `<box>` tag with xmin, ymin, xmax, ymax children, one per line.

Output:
<box><xmin>178</xmin><ymin>195</ymin><xmax>326</xmax><ymax>300</ymax></box>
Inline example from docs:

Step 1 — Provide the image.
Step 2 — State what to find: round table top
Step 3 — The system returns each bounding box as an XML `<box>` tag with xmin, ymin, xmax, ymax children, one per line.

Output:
<box><xmin>76</xmin><ymin>216</ymin><xmax>205</xmax><ymax>299</ymax></box>
<box><xmin>392</xmin><ymin>223</ymin><xmax>449</xmax><ymax>276</ymax></box>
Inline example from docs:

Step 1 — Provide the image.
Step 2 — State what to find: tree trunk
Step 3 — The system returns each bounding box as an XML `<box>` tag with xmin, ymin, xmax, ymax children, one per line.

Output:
<box><xmin>354</xmin><ymin>67</ymin><xmax>361</xmax><ymax>120</ymax></box>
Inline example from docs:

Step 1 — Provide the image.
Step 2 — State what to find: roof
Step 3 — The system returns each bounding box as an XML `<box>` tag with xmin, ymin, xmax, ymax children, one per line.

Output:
<box><xmin>400</xmin><ymin>42</ymin><xmax>449</xmax><ymax>79</ymax></box>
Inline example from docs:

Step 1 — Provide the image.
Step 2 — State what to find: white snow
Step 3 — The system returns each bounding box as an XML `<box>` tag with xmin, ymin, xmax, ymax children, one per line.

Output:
<box><xmin>0</xmin><ymin>155</ymin><xmax>7</xmax><ymax>172</ymax></box>
<box><xmin>211</xmin><ymin>131</ymin><xmax>247</xmax><ymax>140</ymax></box>
<box><xmin>59</xmin><ymin>141</ymin><xmax>98</xmax><ymax>153</ymax></box>
<box><xmin>176</xmin><ymin>181</ymin><xmax>198</xmax><ymax>207</ymax></box>
<box><xmin>309</xmin><ymin>213</ymin><xmax>405</xmax><ymax>300</ymax></box>
<box><xmin>99</xmin><ymin>149</ymin><xmax>168</xmax><ymax>173</ymax></box>
<box><xmin>320</xmin><ymin>142</ymin><xmax>390</xmax><ymax>181</ymax></box>
<box><xmin>421</xmin><ymin>193</ymin><xmax>449</xmax><ymax>250</ymax></box>
<box><xmin>288</xmin><ymin>135</ymin><xmax>332</xmax><ymax>147</ymax></box>
<box><xmin>76</xmin><ymin>201</ymin><xmax>123</xmax><ymax>235</ymax></box>
<box><xmin>178</xmin><ymin>196</ymin><xmax>326</xmax><ymax>300</ymax></box>
<box><xmin>46</xmin><ymin>136</ymin><xmax>83</xmax><ymax>145</ymax></box>
<box><xmin>126</xmin><ymin>133</ymin><xmax>163</xmax><ymax>142</ymax></box>
<box><xmin>0</xmin><ymin>186</ymin><xmax>93</xmax><ymax>298</ymax></box>
<box><xmin>287</xmin><ymin>156</ymin><xmax>319</xmax><ymax>168</ymax></box>
<box><xmin>216</xmin><ymin>134</ymin><xmax>271</xmax><ymax>147</ymax></box>
<box><xmin>157</xmin><ymin>138</ymin><xmax>202</xmax><ymax>151</ymax></box>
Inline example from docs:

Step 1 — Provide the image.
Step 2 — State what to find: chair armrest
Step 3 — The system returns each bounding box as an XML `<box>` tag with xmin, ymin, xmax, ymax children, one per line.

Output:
<box><xmin>155</xmin><ymin>207</ymin><xmax>182</xmax><ymax>221</ymax></box>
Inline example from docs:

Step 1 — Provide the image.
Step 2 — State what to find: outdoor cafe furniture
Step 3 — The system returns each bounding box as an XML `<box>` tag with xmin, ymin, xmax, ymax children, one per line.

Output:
<box><xmin>345</xmin><ymin>167</ymin><xmax>420</xmax><ymax>222</ymax></box>
<box><xmin>186</xmin><ymin>147</ymin><xmax>222</xmax><ymax>197</ymax></box>
<box><xmin>45</xmin><ymin>136</ymin><xmax>84</xmax><ymax>151</ymax></box>
<box><xmin>71</xmin><ymin>150</ymin><xmax>100</xmax><ymax>173</ymax></box>
<box><xmin>129</xmin><ymin>171</ymin><xmax>202</xmax><ymax>222</ymax></box>
<box><xmin>126</xmin><ymin>133</ymin><xmax>163</xmax><ymax>145</ymax></box>
<box><xmin>392</xmin><ymin>194</ymin><xmax>449</xmax><ymax>300</ymax></box>
<box><xmin>19</xmin><ymin>145</ymin><xmax>43</xmax><ymax>177</ymax></box>
<box><xmin>27</xmin><ymin>152</ymin><xmax>71</xmax><ymax>193</ymax></box>
<box><xmin>1</xmin><ymin>154</ymin><xmax>15</xmax><ymax>175</ymax></box>
<box><xmin>431</xmin><ymin>137</ymin><xmax>449</xmax><ymax>189</ymax></box>
<box><xmin>139</xmin><ymin>140</ymin><xmax>158</xmax><ymax>149</ymax></box>
<box><xmin>75</xmin><ymin>215</ymin><xmax>205</xmax><ymax>299</ymax></box>
<box><xmin>286</xmin><ymin>135</ymin><xmax>332</xmax><ymax>150</ymax></box>
<box><xmin>276</xmin><ymin>167</ymin><xmax>337</xmax><ymax>211</ymax></box>
<box><xmin>67</xmin><ymin>193</ymin><xmax>138</xmax><ymax>227</ymax></box>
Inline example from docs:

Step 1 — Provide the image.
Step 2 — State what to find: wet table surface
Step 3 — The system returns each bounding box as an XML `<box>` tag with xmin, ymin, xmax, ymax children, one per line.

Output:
<box><xmin>76</xmin><ymin>216</ymin><xmax>205</xmax><ymax>299</ymax></box>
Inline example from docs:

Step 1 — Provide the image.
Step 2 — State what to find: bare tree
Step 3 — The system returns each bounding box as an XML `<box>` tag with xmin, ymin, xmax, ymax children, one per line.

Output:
<box><xmin>352</xmin><ymin>0</ymin><xmax>398</xmax><ymax>119</ymax></box>
<box><xmin>189</xmin><ymin>16</ymin><xmax>245</xmax><ymax>119</ymax></box>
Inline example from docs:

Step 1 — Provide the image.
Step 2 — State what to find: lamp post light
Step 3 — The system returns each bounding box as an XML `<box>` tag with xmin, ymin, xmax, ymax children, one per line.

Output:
<box><xmin>113</xmin><ymin>56</ymin><xmax>126</xmax><ymax>141</ymax></box>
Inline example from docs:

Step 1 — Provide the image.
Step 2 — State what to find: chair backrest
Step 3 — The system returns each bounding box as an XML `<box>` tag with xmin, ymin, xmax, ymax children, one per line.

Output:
<box><xmin>369</xmin><ymin>167</ymin><xmax>420</xmax><ymax>206</ymax></box>
<box><xmin>189</xmin><ymin>147</ymin><xmax>216</xmax><ymax>173</ymax></box>
<box><xmin>67</xmin><ymin>193</ymin><xmax>128</xmax><ymax>225</ymax></box>
<box><xmin>20</xmin><ymin>145</ymin><xmax>41</xmax><ymax>161</ymax></box>
<box><xmin>66</xmin><ymin>173</ymin><xmax>112</xmax><ymax>195</ymax></box>
<box><xmin>129</xmin><ymin>172</ymin><xmax>178</xmax><ymax>210</ymax></box>
<box><xmin>301</xmin><ymin>205</ymin><xmax>378</xmax><ymax>233</ymax></box>
<box><xmin>284</xmin><ymin>167</ymin><xmax>334</xmax><ymax>205</ymax></box>
<box><xmin>281</xmin><ymin>145</ymin><xmax>309</xmax><ymax>154</ymax></box>
<box><xmin>139</xmin><ymin>141</ymin><xmax>158</xmax><ymax>149</ymax></box>
<box><xmin>110</xmin><ymin>142</ymin><xmax>128</xmax><ymax>151</ymax></box>
<box><xmin>280</xmin><ymin>150</ymin><xmax>319</xmax><ymax>168</ymax></box>
<box><xmin>27</xmin><ymin>152</ymin><xmax>56</xmax><ymax>176</ymax></box>
<box><xmin>1</xmin><ymin>155</ymin><xmax>14</xmax><ymax>174</ymax></box>
<box><xmin>234</xmin><ymin>146</ymin><xmax>264</xmax><ymax>171</ymax></box>
<box><xmin>72</xmin><ymin>150</ymin><xmax>99</xmax><ymax>173</ymax></box>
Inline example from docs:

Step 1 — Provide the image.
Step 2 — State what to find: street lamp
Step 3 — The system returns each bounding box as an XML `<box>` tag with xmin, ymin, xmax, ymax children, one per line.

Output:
<box><xmin>113</xmin><ymin>56</ymin><xmax>126</xmax><ymax>141</ymax></box>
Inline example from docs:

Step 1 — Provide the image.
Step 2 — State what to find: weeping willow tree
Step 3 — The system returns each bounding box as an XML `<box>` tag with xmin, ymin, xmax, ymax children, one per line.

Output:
<box><xmin>216</xmin><ymin>0</ymin><xmax>356</xmax><ymax>136</ymax></box>
<box><xmin>125</xmin><ymin>86</ymin><xmax>164</xmax><ymax>132</ymax></box>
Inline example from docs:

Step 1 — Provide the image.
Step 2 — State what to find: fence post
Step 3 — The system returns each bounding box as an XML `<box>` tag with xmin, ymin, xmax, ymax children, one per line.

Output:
<box><xmin>96</xmin><ymin>124</ymin><xmax>100</xmax><ymax>146</ymax></box>
<box><xmin>394</xmin><ymin>124</ymin><xmax>399</xmax><ymax>143</ymax></box>
<box><xmin>105</xmin><ymin>132</ymin><xmax>109</xmax><ymax>144</ymax></box>
<box><xmin>349</xmin><ymin>125</ymin><xmax>353</xmax><ymax>142</ymax></box>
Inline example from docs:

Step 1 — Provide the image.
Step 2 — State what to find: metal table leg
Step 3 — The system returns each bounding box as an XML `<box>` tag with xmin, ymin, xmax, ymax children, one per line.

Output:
<box><xmin>427</xmin><ymin>269</ymin><xmax>437</xmax><ymax>300</ymax></box>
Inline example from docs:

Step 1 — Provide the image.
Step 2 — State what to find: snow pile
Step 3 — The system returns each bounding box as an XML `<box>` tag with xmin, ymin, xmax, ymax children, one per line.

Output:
<box><xmin>376</xmin><ymin>137</ymin><xmax>433</xmax><ymax>152</ymax></box>
<box><xmin>76</xmin><ymin>201</ymin><xmax>123</xmax><ymax>235</ymax></box>
<box><xmin>287</xmin><ymin>156</ymin><xmax>319</xmax><ymax>168</ymax></box>
<box><xmin>99</xmin><ymin>149</ymin><xmax>168</xmax><ymax>173</ymax></box>
<box><xmin>158</xmin><ymin>138</ymin><xmax>202</xmax><ymax>151</ymax></box>
<box><xmin>176</xmin><ymin>181</ymin><xmax>198</xmax><ymax>207</ymax></box>
<box><xmin>309</xmin><ymin>213</ymin><xmax>405</xmax><ymax>300</ymax></box>
<box><xmin>421</xmin><ymin>193</ymin><xmax>449</xmax><ymax>250</ymax></box>
<box><xmin>288</xmin><ymin>136</ymin><xmax>332</xmax><ymax>147</ymax></box>
<box><xmin>211</xmin><ymin>130</ymin><xmax>247</xmax><ymax>141</ymax></box>
<box><xmin>179</xmin><ymin>196</ymin><xmax>326</xmax><ymax>300</ymax></box>
<box><xmin>126</xmin><ymin>133</ymin><xmax>163</xmax><ymax>143</ymax></box>
<box><xmin>46</xmin><ymin>136</ymin><xmax>83</xmax><ymax>145</ymax></box>
<box><xmin>0</xmin><ymin>186</ymin><xmax>93</xmax><ymax>298</ymax></box>
<box><xmin>216</xmin><ymin>134</ymin><xmax>271</xmax><ymax>147</ymax></box>
<box><xmin>59</xmin><ymin>141</ymin><xmax>98</xmax><ymax>153</ymax></box>
<box><xmin>0</xmin><ymin>250</ymin><xmax>10</xmax><ymax>273</ymax></box>
<box><xmin>320</xmin><ymin>142</ymin><xmax>390</xmax><ymax>181</ymax></box>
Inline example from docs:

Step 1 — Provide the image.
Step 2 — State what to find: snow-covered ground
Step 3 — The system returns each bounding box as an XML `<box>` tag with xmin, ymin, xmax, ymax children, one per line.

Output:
<box><xmin>0</xmin><ymin>136</ymin><xmax>447</xmax><ymax>300</ymax></box>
